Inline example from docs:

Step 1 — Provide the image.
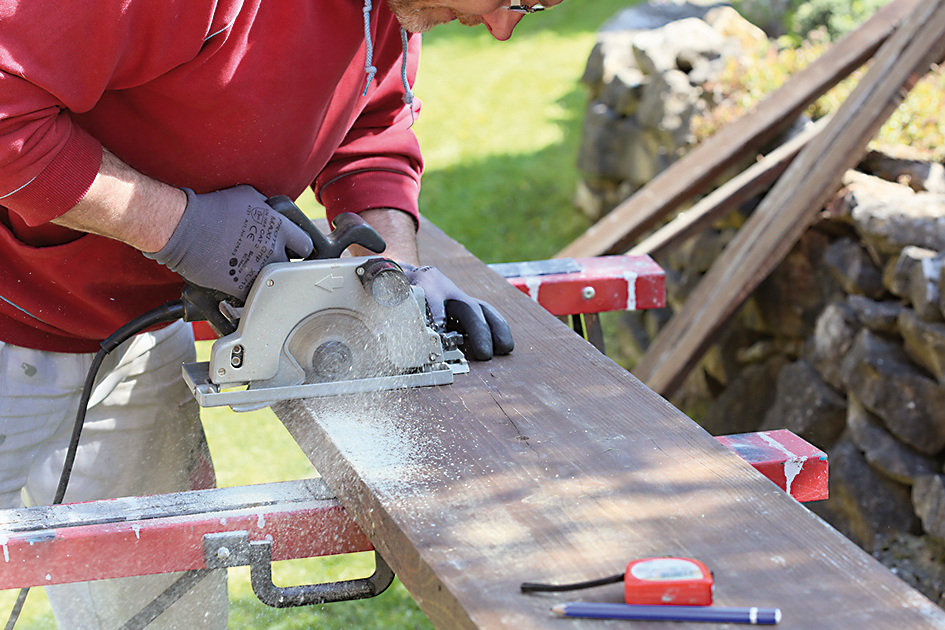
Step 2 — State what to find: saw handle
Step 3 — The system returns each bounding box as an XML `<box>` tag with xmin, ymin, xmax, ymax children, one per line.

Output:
<box><xmin>181</xmin><ymin>283</ymin><xmax>238</xmax><ymax>337</ymax></box>
<box><xmin>266</xmin><ymin>196</ymin><xmax>386</xmax><ymax>260</ymax></box>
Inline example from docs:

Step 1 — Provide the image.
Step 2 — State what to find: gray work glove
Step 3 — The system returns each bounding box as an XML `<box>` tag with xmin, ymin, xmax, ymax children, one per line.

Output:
<box><xmin>400</xmin><ymin>264</ymin><xmax>514</xmax><ymax>361</ymax></box>
<box><xmin>145</xmin><ymin>185</ymin><xmax>314</xmax><ymax>302</ymax></box>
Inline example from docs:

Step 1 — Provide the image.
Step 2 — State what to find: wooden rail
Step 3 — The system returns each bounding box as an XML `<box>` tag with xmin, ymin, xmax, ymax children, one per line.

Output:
<box><xmin>632</xmin><ymin>0</ymin><xmax>945</xmax><ymax>395</ymax></box>
<box><xmin>555</xmin><ymin>0</ymin><xmax>921</xmax><ymax>260</ymax></box>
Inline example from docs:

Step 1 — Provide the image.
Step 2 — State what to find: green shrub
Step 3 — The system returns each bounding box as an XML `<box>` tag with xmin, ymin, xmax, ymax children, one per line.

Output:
<box><xmin>731</xmin><ymin>0</ymin><xmax>895</xmax><ymax>43</ymax></box>
<box><xmin>692</xmin><ymin>29</ymin><xmax>945</xmax><ymax>161</ymax></box>
<box><xmin>784</xmin><ymin>0</ymin><xmax>894</xmax><ymax>43</ymax></box>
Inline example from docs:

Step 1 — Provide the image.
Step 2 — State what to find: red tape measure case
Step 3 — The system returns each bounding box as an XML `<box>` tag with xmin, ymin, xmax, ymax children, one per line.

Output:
<box><xmin>624</xmin><ymin>557</ymin><xmax>714</xmax><ymax>606</ymax></box>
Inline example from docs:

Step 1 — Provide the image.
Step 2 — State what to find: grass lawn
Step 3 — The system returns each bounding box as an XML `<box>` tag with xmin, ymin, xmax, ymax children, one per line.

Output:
<box><xmin>1</xmin><ymin>1</ymin><xmax>637</xmax><ymax>627</ymax></box>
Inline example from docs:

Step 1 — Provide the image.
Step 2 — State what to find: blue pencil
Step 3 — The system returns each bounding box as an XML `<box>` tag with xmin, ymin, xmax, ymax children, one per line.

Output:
<box><xmin>552</xmin><ymin>602</ymin><xmax>781</xmax><ymax>625</ymax></box>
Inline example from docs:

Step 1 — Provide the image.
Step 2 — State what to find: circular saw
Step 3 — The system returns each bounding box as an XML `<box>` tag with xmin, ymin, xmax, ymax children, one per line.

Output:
<box><xmin>182</xmin><ymin>256</ymin><xmax>468</xmax><ymax>412</ymax></box>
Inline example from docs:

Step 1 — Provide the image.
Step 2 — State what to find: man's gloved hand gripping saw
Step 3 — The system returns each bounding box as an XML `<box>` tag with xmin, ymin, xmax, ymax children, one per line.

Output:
<box><xmin>145</xmin><ymin>185</ymin><xmax>315</xmax><ymax>302</ymax></box>
<box><xmin>400</xmin><ymin>264</ymin><xmax>514</xmax><ymax>361</ymax></box>
<box><xmin>144</xmin><ymin>184</ymin><xmax>514</xmax><ymax>360</ymax></box>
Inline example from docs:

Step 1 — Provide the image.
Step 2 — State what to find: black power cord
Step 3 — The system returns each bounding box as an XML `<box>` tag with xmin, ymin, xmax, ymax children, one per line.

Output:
<box><xmin>520</xmin><ymin>573</ymin><xmax>625</xmax><ymax>594</ymax></box>
<box><xmin>4</xmin><ymin>300</ymin><xmax>186</xmax><ymax>630</ymax></box>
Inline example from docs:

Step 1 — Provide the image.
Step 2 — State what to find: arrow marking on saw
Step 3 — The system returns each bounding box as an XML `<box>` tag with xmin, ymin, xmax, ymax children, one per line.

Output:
<box><xmin>314</xmin><ymin>274</ymin><xmax>345</xmax><ymax>292</ymax></box>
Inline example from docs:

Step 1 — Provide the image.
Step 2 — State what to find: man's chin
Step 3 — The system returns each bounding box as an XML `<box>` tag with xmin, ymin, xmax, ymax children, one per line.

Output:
<box><xmin>389</xmin><ymin>4</ymin><xmax>452</xmax><ymax>33</ymax></box>
<box><xmin>454</xmin><ymin>12</ymin><xmax>484</xmax><ymax>27</ymax></box>
<box><xmin>389</xmin><ymin>3</ymin><xmax>483</xmax><ymax>33</ymax></box>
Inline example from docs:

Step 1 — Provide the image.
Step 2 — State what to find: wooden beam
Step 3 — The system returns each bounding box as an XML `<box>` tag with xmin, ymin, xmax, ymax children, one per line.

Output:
<box><xmin>274</xmin><ymin>218</ymin><xmax>945</xmax><ymax>629</ymax></box>
<box><xmin>628</xmin><ymin>115</ymin><xmax>829</xmax><ymax>259</ymax></box>
<box><xmin>633</xmin><ymin>0</ymin><xmax>945</xmax><ymax>397</ymax></box>
<box><xmin>555</xmin><ymin>0</ymin><xmax>921</xmax><ymax>260</ymax></box>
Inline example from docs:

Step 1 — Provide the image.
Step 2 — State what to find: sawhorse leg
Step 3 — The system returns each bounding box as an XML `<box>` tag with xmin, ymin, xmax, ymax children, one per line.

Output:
<box><xmin>562</xmin><ymin>313</ymin><xmax>606</xmax><ymax>354</ymax></box>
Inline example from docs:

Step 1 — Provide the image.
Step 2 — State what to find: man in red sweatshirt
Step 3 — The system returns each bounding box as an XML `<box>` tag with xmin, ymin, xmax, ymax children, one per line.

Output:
<box><xmin>0</xmin><ymin>0</ymin><xmax>559</xmax><ymax>627</ymax></box>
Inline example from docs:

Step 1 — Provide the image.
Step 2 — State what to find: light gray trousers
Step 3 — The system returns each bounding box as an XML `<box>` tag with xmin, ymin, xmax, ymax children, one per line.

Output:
<box><xmin>0</xmin><ymin>320</ymin><xmax>227</xmax><ymax>629</ymax></box>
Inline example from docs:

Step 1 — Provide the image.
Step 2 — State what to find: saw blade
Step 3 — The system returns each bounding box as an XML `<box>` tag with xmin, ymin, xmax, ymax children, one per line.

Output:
<box><xmin>285</xmin><ymin>310</ymin><xmax>396</xmax><ymax>384</ymax></box>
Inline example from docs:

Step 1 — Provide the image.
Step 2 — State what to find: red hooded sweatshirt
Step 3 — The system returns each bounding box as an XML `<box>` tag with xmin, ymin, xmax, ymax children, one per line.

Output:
<box><xmin>0</xmin><ymin>0</ymin><xmax>423</xmax><ymax>352</ymax></box>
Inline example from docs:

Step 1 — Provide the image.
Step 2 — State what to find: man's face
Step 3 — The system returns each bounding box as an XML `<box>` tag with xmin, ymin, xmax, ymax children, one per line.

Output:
<box><xmin>386</xmin><ymin>0</ymin><xmax>562</xmax><ymax>41</ymax></box>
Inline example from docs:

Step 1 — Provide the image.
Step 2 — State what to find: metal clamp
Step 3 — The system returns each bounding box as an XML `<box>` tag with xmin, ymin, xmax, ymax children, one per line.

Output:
<box><xmin>204</xmin><ymin>531</ymin><xmax>395</xmax><ymax>608</ymax></box>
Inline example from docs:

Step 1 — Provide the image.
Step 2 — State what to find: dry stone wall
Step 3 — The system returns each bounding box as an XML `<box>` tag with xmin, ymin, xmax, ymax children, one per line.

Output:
<box><xmin>583</xmin><ymin>1</ymin><xmax>945</xmax><ymax>605</ymax></box>
<box><xmin>575</xmin><ymin>1</ymin><xmax>768</xmax><ymax>220</ymax></box>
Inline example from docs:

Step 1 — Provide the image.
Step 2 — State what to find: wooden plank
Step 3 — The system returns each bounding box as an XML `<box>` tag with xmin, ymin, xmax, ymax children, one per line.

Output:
<box><xmin>274</xmin><ymin>217</ymin><xmax>945</xmax><ymax>629</ymax></box>
<box><xmin>0</xmin><ymin>432</ymin><xmax>822</xmax><ymax>591</ymax></box>
<box><xmin>633</xmin><ymin>0</ymin><xmax>945</xmax><ymax>396</ymax></box>
<box><xmin>555</xmin><ymin>0</ymin><xmax>921</xmax><ymax>260</ymax></box>
<box><xmin>628</xmin><ymin>115</ymin><xmax>829</xmax><ymax>259</ymax></box>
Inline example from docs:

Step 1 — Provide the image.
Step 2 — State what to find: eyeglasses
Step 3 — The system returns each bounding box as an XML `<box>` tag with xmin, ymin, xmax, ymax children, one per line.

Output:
<box><xmin>505</xmin><ymin>0</ymin><xmax>546</xmax><ymax>13</ymax></box>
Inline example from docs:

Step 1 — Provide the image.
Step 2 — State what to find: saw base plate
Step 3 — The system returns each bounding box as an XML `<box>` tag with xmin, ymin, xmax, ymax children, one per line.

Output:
<box><xmin>182</xmin><ymin>361</ymin><xmax>456</xmax><ymax>410</ymax></box>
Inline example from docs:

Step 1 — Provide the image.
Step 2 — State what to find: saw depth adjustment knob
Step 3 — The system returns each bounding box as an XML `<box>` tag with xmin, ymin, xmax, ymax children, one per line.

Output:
<box><xmin>357</xmin><ymin>258</ymin><xmax>411</xmax><ymax>308</ymax></box>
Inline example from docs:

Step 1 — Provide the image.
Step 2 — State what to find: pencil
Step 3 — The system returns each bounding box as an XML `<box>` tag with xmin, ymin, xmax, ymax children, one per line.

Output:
<box><xmin>551</xmin><ymin>602</ymin><xmax>781</xmax><ymax>625</ymax></box>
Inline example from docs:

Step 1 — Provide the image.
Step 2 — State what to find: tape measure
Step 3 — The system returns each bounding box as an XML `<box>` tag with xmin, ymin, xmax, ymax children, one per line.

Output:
<box><xmin>520</xmin><ymin>557</ymin><xmax>714</xmax><ymax>607</ymax></box>
<box><xmin>624</xmin><ymin>557</ymin><xmax>713</xmax><ymax>606</ymax></box>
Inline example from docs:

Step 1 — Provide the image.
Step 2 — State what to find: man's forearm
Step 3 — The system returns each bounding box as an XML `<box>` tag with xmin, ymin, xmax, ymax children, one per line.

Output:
<box><xmin>53</xmin><ymin>150</ymin><xmax>417</xmax><ymax>265</ymax></box>
<box><xmin>52</xmin><ymin>148</ymin><xmax>187</xmax><ymax>253</ymax></box>
<box><xmin>351</xmin><ymin>207</ymin><xmax>421</xmax><ymax>266</ymax></box>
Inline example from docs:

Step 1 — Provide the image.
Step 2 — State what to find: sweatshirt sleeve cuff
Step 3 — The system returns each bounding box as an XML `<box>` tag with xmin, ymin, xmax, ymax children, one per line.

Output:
<box><xmin>320</xmin><ymin>169</ymin><xmax>420</xmax><ymax>227</ymax></box>
<box><xmin>3</xmin><ymin>125</ymin><xmax>102</xmax><ymax>227</ymax></box>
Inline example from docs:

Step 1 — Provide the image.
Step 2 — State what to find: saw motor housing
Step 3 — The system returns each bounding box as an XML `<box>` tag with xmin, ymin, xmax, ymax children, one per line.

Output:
<box><xmin>183</xmin><ymin>257</ymin><xmax>465</xmax><ymax>411</ymax></box>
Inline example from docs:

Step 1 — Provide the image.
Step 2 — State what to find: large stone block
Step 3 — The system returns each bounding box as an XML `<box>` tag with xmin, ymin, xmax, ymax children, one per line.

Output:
<box><xmin>810</xmin><ymin>434</ymin><xmax>920</xmax><ymax>552</ymax></box>
<box><xmin>761</xmin><ymin>359</ymin><xmax>846</xmax><ymax>450</ymax></box>
<box><xmin>899</xmin><ymin>308</ymin><xmax>945</xmax><ymax>383</ymax></box>
<box><xmin>854</xmin><ymin>192</ymin><xmax>945</xmax><ymax>258</ymax></box>
<box><xmin>636</xmin><ymin>69</ymin><xmax>698</xmax><ymax>143</ymax></box>
<box><xmin>909</xmin><ymin>254</ymin><xmax>945</xmax><ymax>322</ymax></box>
<box><xmin>845</xmin><ymin>295</ymin><xmax>903</xmax><ymax>335</ymax></box>
<box><xmin>914</xmin><ymin>475</ymin><xmax>945</xmax><ymax>543</ymax></box>
<box><xmin>840</xmin><ymin>330</ymin><xmax>945</xmax><ymax>455</ymax></box>
<box><xmin>860</xmin><ymin>150</ymin><xmax>945</xmax><ymax>194</ymax></box>
<box><xmin>631</xmin><ymin>17</ymin><xmax>725</xmax><ymax>75</ymax></box>
<box><xmin>598</xmin><ymin>66</ymin><xmax>647</xmax><ymax>117</ymax></box>
<box><xmin>882</xmin><ymin>245</ymin><xmax>939</xmax><ymax>303</ymax></box>
<box><xmin>577</xmin><ymin>104</ymin><xmax>659</xmax><ymax>183</ymax></box>
<box><xmin>823</xmin><ymin>236</ymin><xmax>885</xmax><ymax>299</ymax></box>
<box><xmin>847</xmin><ymin>394</ymin><xmax>937</xmax><ymax>485</ymax></box>
<box><xmin>703</xmin><ymin>6</ymin><xmax>769</xmax><ymax>52</ymax></box>
<box><xmin>804</xmin><ymin>301</ymin><xmax>860</xmax><ymax>390</ymax></box>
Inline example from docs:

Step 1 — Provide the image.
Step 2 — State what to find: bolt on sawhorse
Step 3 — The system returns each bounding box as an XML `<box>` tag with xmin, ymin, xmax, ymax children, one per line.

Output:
<box><xmin>1</xmin><ymin>255</ymin><xmax>826</xmax><ymax>626</ymax></box>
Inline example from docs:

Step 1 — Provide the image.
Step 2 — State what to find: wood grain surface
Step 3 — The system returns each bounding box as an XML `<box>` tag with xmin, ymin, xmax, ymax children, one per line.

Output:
<box><xmin>274</xmin><ymin>218</ymin><xmax>945</xmax><ymax>629</ymax></box>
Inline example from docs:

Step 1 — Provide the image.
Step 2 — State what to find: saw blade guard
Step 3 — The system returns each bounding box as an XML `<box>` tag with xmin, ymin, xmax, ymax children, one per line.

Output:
<box><xmin>203</xmin><ymin>257</ymin><xmax>449</xmax><ymax>390</ymax></box>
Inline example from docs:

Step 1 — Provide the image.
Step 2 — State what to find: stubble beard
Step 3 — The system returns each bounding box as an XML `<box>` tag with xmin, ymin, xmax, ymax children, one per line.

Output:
<box><xmin>386</xmin><ymin>0</ymin><xmax>484</xmax><ymax>33</ymax></box>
